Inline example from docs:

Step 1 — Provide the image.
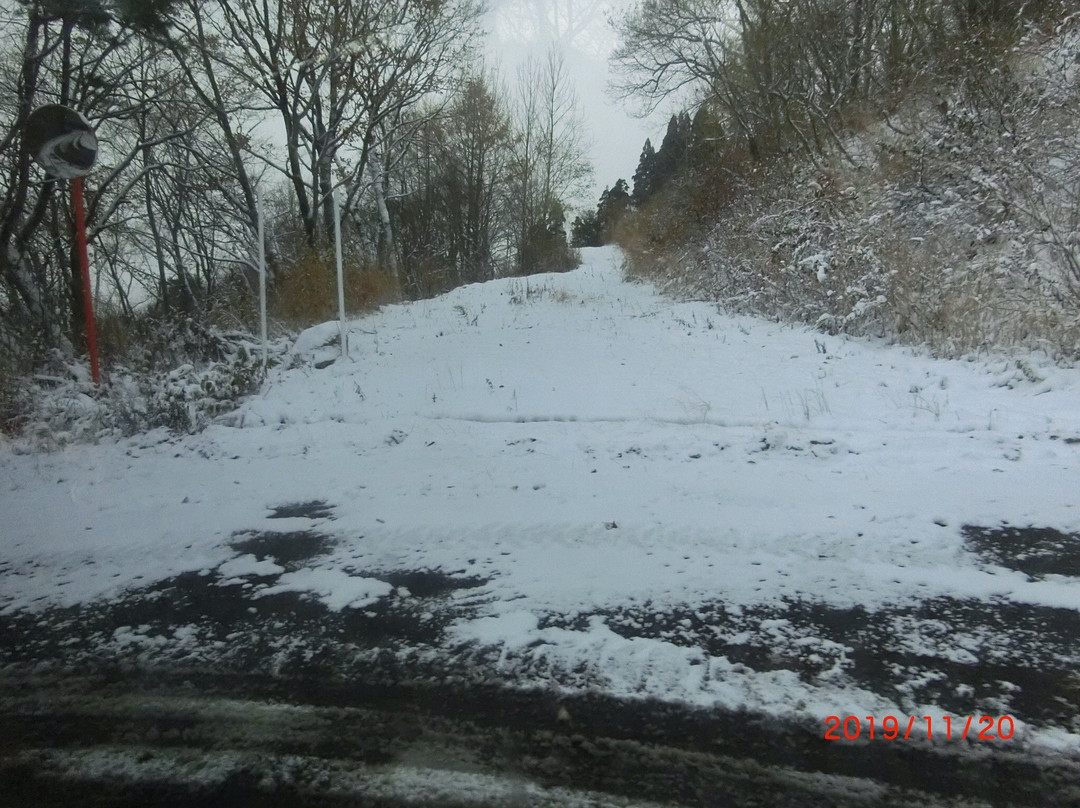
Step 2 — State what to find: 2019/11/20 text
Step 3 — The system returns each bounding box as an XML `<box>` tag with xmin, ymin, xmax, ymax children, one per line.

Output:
<box><xmin>823</xmin><ymin>715</ymin><xmax>1015</xmax><ymax>741</ymax></box>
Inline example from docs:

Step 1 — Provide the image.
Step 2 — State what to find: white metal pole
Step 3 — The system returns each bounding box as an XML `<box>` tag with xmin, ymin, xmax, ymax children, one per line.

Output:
<box><xmin>333</xmin><ymin>190</ymin><xmax>348</xmax><ymax>358</ymax></box>
<box><xmin>257</xmin><ymin>194</ymin><xmax>268</xmax><ymax>367</ymax></box>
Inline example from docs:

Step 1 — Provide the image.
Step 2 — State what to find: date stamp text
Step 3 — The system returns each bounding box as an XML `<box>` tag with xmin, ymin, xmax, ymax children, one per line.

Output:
<box><xmin>824</xmin><ymin>715</ymin><xmax>1015</xmax><ymax>742</ymax></box>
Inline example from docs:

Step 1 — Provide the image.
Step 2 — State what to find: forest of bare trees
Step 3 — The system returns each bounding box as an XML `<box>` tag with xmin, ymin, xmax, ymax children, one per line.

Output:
<box><xmin>0</xmin><ymin>0</ymin><xmax>591</xmax><ymax>402</ymax></box>
<box><xmin>610</xmin><ymin>0</ymin><xmax>1053</xmax><ymax>162</ymax></box>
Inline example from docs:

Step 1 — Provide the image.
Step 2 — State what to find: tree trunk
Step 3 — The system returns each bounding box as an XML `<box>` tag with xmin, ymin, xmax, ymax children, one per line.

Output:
<box><xmin>371</xmin><ymin>154</ymin><xmax>399</xmax><ymax>282</ymax></box>
<box><xmin>141</xmin><ymin>134</ymin><xmax>169</xmax><ymax>309</ymax></box>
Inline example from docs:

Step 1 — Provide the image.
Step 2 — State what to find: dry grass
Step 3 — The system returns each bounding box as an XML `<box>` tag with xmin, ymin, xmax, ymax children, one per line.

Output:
<box><xmin>270</xmin><ymin>249</ymin><xmax>400</xmax><ymax>329</ymax></box>
<box><xmin>620</xmin><ymin>143</ymin><xmax>1080</xmax><ymax>362</ymax></box>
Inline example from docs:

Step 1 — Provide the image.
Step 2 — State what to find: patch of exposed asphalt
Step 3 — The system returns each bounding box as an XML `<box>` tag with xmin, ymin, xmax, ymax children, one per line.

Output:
<box><xmin>2</xmin><ymin>523</ymin><xmax>1080</xmax><ymax>805</ymax></box>
<box><xmin>228</xmin><ymin>529</ymin><xmax>337</xmax><ymax>568</ymax></box>
<box><xmin>536</xmin><ymin>596</ymin><xmax>1080</xmax><ymax>732</ymax></box>
<box><xmin>963</xmin><ymin>524</ymin><xmax>1080</xmax><ymax>579</ymax></box>
<box><xmin>375</xmin><ymin>569</ymin><xmax>489</xmax><ymax>598</ymax></box>
<box><xmin>0</xmin><ymin>551</ymin><xmax>491</xmax><ymax>674</ymax></box>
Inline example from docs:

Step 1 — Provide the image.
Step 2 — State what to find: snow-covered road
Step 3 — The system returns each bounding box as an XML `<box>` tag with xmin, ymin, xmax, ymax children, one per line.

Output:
<box><xmin>4</xmin><ymin>246</ymin><xmax>1080</xmax><ymax>777</ymax></box>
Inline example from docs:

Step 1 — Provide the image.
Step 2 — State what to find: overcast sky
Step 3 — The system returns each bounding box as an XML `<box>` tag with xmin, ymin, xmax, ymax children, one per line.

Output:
<box><xmin>485</xmin><ymin>0</ymin><xmax>666</xmax><ymax>208</ymax></box>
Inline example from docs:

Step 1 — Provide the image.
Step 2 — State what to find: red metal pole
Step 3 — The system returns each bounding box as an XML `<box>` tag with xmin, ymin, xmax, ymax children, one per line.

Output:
<box><xmin>71</xmin><ymin>177</ymin><xmax>100</xmax><ymax>385</ymax></box>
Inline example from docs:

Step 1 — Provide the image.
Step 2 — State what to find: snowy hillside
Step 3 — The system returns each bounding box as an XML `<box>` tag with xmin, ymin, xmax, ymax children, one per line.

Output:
<box><xmin>619</xmin><ymin>13</ymin><xmax>1080</xmax><ymax>360</ymax></box>
<box><xmin>4</xmin><ymin>246</ymin><xmax>1080</xmax><ymax>754</ymax></box>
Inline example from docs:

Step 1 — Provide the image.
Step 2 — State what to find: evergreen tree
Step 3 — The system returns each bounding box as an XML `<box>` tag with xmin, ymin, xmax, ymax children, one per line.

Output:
<box><xmin>597</xmin><ymin>179</ymin><xmax>631</xmax><ymax>244</ymax></box>
<box><xmin>570</xmin><ymin>210</ymin><xmax>601</xmax><ymax>248</ymax></box>
<box><xmin>519</xmin><ymin>201</ymin><xmax>575</xmax><ymax>273</ymax></box>
<box><xmin>631</xmin><ymin>115</ymin><xmax>691</xmax><ymax>208</ymax></box>
<box><xmin>654</xmin><ymin>113</ymin><xmax>691</xmax><ymax>186</ymax></box>
<box><xmin>34</xmin><ymin>0</ymin><xmax>110</xmax><ymax>28</ymax></box>
<box><xmin>631</xmin><ymin>139</ymin><xmax>657</xmax><ymax>207</ymax></box>
<box><xmin>112</xmin><ymin>0</ymin><xmax>182</xmax><ymax>32</ymax></box>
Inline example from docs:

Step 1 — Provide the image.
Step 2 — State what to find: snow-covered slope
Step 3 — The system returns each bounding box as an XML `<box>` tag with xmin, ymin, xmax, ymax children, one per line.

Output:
<box><xmin>3</xmin><ymin>246</ymin><xmax>1080</xmax><ymax>748</ymax></box>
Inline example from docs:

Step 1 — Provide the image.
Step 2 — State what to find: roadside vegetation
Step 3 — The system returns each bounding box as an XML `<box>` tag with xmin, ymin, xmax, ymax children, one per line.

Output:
<box><xmin>579</xmin><ymin>0</ymin><xmax>1080</xmax><ymax>360</ymax></box>
<box><xmin>0</xmin><ymin>0</ymin><xmax>590</xmax><ymax>442</ymax></box>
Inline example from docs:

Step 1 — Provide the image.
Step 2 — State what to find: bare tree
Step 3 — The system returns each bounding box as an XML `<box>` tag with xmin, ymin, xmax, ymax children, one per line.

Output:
<box><xmin>447</xmin><ymin>74</ymin><xmax>515</xmax><ymax>283</ymax></box>
<box><xmin>488</xmin><ymin>0</ymin><xmax>608</xmax><ymax>49</ymax></box>
<box><xmin>160</xmin><ymin>0</ymin><xmax>267</xmax><ymax>255</ymax></box>
<box><xmin>610</xmin><ymin>0</ymin><xmax>741</xmax><ymax>113</ymax></box>
<box><xmin>611</xmin><ymin>0</ymin><xmax>952</xmax><ymax>162</ymax></box>
<box><xmin>510</xmin><ymin>46</ymin><xmax>591</xmax><ymax>273</ymax></box>
<box><xmin>390</xmin><ymin>72</ymin><xmax>515</xmax><ymax>292</ymax></box>
<box><xmin>200</xmin><ymin>0</ymin><xmax>483</xmax><ymax>249</ymax></box>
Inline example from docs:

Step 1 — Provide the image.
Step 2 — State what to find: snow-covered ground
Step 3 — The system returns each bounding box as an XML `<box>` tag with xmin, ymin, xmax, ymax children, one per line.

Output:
<box><xmin>3</xmin><ymin>246</ymin><xmax>1080</xmax><ymax>752</ymax></box>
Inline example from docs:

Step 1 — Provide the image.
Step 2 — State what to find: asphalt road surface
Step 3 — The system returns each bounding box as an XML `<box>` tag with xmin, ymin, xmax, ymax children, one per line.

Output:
<box><xmin>2</xmin><ymin>524</ymin><xmax>1080</xmax><ymax>807</ymax></box>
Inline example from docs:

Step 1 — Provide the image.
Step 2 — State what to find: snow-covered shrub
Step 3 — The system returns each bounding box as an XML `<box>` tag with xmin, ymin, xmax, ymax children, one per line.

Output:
<box><xmin>143</xmin><ymin>348</ymin><xmax>265</xmax><ymax>434</ymax></box>
<box><xmin>4</xmin><ymin>323</ymin><xmax>268</xmax><ymax>449</ymax></box>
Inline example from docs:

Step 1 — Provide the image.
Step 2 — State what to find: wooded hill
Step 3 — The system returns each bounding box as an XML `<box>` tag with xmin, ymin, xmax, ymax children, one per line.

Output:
<box><xmin>580</xmin><ymin>0</ymin><xmax>1080</xmax><ymax>359</ymax></box>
